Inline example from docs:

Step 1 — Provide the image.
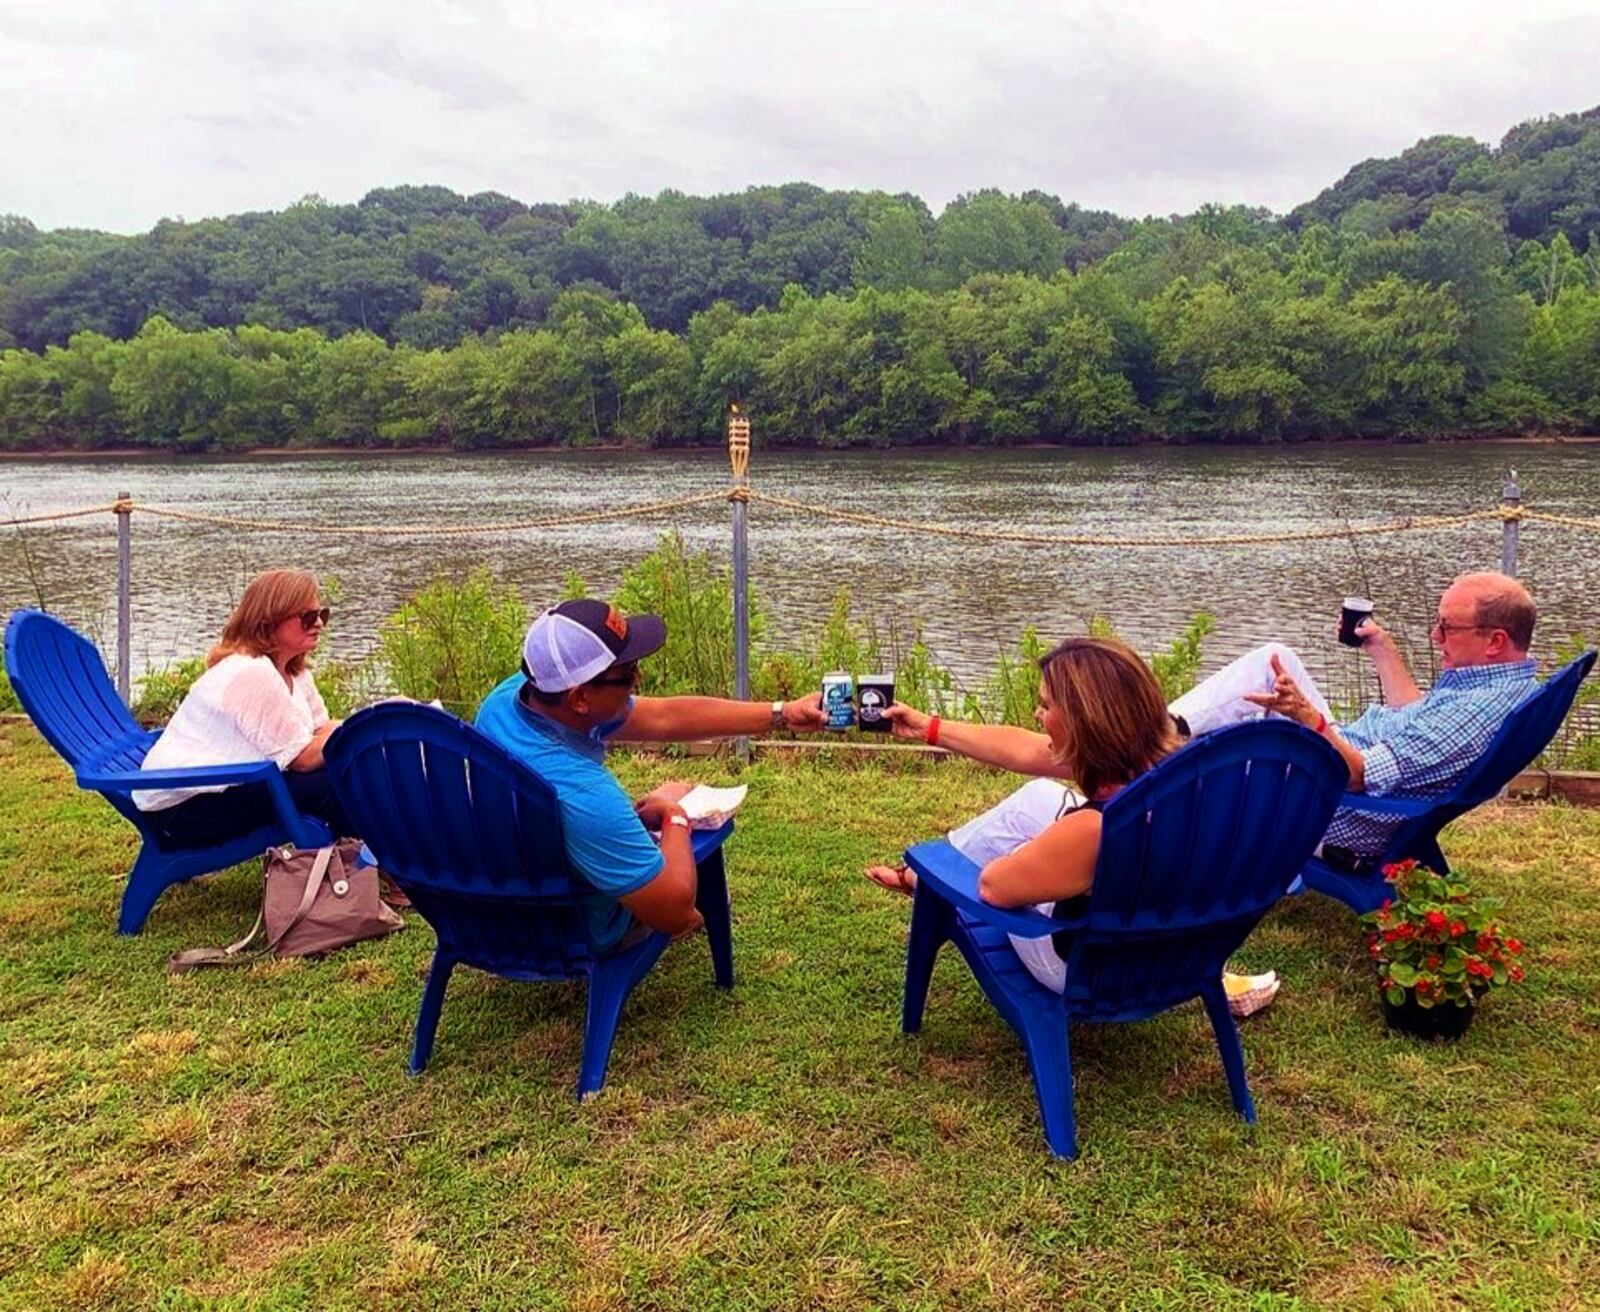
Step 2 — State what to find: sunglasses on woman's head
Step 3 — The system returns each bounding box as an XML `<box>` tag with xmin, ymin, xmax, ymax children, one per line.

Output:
<box><xmin>297</xmin><ymin>606</ymin><xmax>331</xmax><ymax>631</ymax></box>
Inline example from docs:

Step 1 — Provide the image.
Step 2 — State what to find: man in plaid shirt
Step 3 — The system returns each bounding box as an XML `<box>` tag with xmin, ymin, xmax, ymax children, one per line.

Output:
<box><xmin>1170</xmin><ymin>571</ymin><xmax>1538</xmax><ymax>864</ymax></box>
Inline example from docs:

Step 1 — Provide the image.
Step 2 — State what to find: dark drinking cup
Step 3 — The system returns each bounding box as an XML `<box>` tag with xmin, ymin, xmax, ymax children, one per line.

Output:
<box><xmin>1339</xmin><ymin>597</ymin><xmax>1374</xmax><ymax>648</ymax></box>
<box><xmin>857</xmin><ymin>674</ymin><xmax>895</xmax><ymax>732</ymax></box>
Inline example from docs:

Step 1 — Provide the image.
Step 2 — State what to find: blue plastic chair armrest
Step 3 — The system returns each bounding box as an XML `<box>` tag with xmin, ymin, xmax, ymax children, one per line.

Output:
<box><xmin>78</xmin><ymin>760</ymin><xmax>282</xmax><ymax>791</ymax></box>
<box><xmin>80</xmin><ymin>759</ymin><xmax>319</xmax><ymax>844</ymax></box>
<box><xmin>1335</xmin><ymin>791</ymin><xmax>1436</xmax><ymax>818</ymax></box>
<box><xmin>691</xmin><ymin>820</ymin><xmax>734</xmax><ymax>860</ymax></box>
<box><xmin>903</xmin><ymin>839</ymin><xmax>1059</xmax><ymax>939</ymax></box>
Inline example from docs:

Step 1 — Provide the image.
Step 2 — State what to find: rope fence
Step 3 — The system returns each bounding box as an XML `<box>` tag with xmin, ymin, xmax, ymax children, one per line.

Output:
<box><xmin>742</xmin><ymin>491</ymin><xmax>1512</xmax><ymax>547</ymax></box>
<box><xmin>1</xmin><ymin>492</ymin><xmax>726</xmax><ymax>535</ymax></box>
<box><xmin>6</xmin><ymin>492</ymin><xmax>1587</xmax><ymax>547</ymax></box>
<box><xmin>0</xmin><ymin>501</ymin><xmax>131</xmax><ymax>527</ymax></box>
<box><xmin>3</xmin><ymin>451</ymin><xmax>1597</xmax><ymax>711</ymax></box>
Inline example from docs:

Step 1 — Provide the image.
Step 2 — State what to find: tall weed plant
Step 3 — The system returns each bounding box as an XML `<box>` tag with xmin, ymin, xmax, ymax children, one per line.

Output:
<box><xmin>316</xmin><ymin>656</ymin><xmax>386</xmax><ymax>720</ymax></box>
<box><xmin>1148</xmin><ymin>612</ymin><xmax>1217</xmax><ymax>702</ymax></box>
<box><xmin>1548</xmin><ymin>631</ymin><xmax>1600</xmax><ymax>769</ymax></box>
<box><xmin>379</xmin><ymin>568</ymin><xmax>526</xmax><ymax>716</ymax></box>
<box><xmin>748</xmin><ymin>589</ymin><xmax>886</xmax><ymax>702</ymax></box>
<box><xmin>567</xmin><ymin>532</ymin><xmax>766</xmax><ymax>699</ymax></box>
<box><xmin>131</xmin><ymin>657</ymin><xmax>205</xmax><ymax>723</ymax></box>
<box><xmin>0</xmin><ymin>652</ymin><xmax>18</xmax><ymax>714</ymax></box>
<box><xmin>130</xmin><ymin>643</ymin><xmax>382</xmax><ymax>725</ymax></box>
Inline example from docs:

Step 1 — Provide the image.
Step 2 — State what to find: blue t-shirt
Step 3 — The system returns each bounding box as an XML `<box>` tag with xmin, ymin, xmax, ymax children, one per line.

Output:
<box><xmin>474</xmin><ymin>675</ymin><xmax>662</xmax><ymax>953</ymax></box>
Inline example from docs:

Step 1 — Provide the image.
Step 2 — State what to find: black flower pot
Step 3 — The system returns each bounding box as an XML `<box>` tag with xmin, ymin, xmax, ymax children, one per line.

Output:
<box><xmin>1381</xmin><ymin>990</ymin><xmax>1476</xmax><ymax>1040</ymax></box>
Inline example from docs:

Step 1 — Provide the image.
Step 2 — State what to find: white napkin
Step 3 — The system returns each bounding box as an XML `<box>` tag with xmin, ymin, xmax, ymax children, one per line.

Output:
<box><xmin>677</xmin><ymin>784</ymin><xmax>748</xmax><ymax>829</ymax></box>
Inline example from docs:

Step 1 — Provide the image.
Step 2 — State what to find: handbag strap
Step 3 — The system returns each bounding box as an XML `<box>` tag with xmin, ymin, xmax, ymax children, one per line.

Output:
<box><xmin>167</xmin><ymin>846</ymin><xmax>337</xmax><ymax>974</ymax></box>
<box><xmin>264</xmin><ymin>845</ymin><xmax>338</xmax><ymax>953</ymax></box>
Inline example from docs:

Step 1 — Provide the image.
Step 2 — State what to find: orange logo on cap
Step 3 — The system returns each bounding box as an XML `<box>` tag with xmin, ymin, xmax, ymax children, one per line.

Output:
<box><xmin>604</xmin><ymin>606</ymin><xmax>629</xmax><ymax>642</ymax></box>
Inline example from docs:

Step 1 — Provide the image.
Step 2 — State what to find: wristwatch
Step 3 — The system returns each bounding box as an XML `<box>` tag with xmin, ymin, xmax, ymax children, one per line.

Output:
<box><xmin>770</xmin><ymin>699</ymin><xmax>785</xmax><ymax>730</ymax></box>
<box><xmin>666</xmin><ymin>813</ymin><xmax>690</xmax><ymax>830</ymax></box>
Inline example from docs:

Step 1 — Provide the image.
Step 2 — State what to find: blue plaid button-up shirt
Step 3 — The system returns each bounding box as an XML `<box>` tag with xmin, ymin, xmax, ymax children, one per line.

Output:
<box><xmin>1324</xmin><ymin>659</ymin><xmax>1538</xmax><ymax>857</ymax></box>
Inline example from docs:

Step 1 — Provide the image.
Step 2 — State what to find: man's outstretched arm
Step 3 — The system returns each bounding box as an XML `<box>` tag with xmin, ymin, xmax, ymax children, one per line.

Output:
<box><xmin>613</xmin><ymin>692</ymin><xmax>825</xmax><ymax>742</ymax></box>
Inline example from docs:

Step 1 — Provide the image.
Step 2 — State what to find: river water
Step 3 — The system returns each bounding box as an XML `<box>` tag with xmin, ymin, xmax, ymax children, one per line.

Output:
<box><xmin>2</xmin><ymin>445</ymin><xmax>1596</xmax><ymax>698</ymax></box>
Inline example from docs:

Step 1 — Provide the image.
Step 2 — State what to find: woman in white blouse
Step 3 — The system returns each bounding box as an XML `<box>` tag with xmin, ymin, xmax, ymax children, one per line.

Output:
<box><xmin>136</xmin><ymin>568</ymin><xmax>355</xmax><ymax>845</ymax></box>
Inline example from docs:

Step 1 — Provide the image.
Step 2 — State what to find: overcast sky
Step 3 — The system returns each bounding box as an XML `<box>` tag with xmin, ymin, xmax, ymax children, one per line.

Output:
<box><xmin>2</xmin><ymin>0</ymin><xmax>1597</xmax><ymax>234</ymax></box>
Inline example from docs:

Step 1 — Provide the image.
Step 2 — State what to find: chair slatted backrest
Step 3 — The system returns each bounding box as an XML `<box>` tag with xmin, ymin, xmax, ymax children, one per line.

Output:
<box><xmin>5</xmin><ymin>610</ymin><xmax>153</xmax><ymax>817</ymax></box>
<box><xmin>324</xmin><ymin>703</ymin><xmax>598</xmax><ymax>974</ymax></box>
<box><xmin>1380</xmin><ymin>651</ymin><xmax>1596</xmax><ymax>863</ymax></box>
<box><xmin>1061</xmin><ymin>720</ymin><xmax>1347</xmax><ymax>1018</ymax></box>
<box><xmin>1447</xmin><ymin>653</ymin><xmax>1594</xmax><ymax>806</ymax></box>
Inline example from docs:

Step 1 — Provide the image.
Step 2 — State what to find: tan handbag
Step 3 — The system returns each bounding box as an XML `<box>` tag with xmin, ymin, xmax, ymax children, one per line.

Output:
<box><xmin>169</xmin><ymin>839</ymin><xmax>403</xmax><ymax>972</ymax></box>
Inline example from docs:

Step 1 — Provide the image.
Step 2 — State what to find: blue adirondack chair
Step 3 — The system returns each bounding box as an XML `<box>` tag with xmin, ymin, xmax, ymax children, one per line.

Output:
<box><xmin>322</xmin><ymin>702</ymin><xmax>735</xmax><ymax>1095</ymax></box>
<box><xmin>4</xmin><ymin>609</ymin><xmax>330</xmax><ymax>934</ymax></box>
<box><xmin>900</xmin><ymin>720</ymin><xmax>1348</xmax><ymax>1159</ymax></box>
<box><xmin>1303</xmin><ymin>650</ymin><xmax>1596</xmax><ymax>914</ymax></box>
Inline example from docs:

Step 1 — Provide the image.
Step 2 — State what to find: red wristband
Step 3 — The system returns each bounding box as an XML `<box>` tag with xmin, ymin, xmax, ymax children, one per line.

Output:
<box><xmin>1313</xmin><ymin>713</ymin><xmax>1328</xmax><ymax>735</ymax></box>
<box><xmin>925</xmin><ymin>715</ymin><xmax>941</xmax><ymax>747</ymax></box>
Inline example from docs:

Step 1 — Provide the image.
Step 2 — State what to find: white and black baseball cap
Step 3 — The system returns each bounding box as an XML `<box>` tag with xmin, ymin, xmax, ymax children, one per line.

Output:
<box><xmin>521</xmin><ymin>599</ymin><xmax>667</xmax><ymax>693</ymax></box>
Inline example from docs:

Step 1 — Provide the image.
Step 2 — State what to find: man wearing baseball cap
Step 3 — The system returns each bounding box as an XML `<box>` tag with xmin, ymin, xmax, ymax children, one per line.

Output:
<box><xmin>475</xmin><ymin>597</ymin><xmax>825</xmax><ymax>952</ymax></box>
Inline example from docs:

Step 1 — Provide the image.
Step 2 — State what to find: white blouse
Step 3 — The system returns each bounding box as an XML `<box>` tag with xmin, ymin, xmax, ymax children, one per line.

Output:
<box><xmin>135</xmin><ymin>654</ymin><xmax>331</xmax><ymax>811</ymax></box>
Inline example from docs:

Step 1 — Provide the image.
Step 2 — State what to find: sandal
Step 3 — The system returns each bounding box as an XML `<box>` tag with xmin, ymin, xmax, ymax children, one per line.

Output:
<box><xmin>863</xmin><ymin>864</ymin><xmax>917</xmax><ymax>896</ymax></box>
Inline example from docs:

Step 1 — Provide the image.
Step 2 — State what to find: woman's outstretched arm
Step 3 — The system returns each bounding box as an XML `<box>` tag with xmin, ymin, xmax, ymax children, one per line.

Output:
<box><xmin>884</xmin><ymin>703</ymin><xmax>1068</xmax><ymax>778</ymax></box>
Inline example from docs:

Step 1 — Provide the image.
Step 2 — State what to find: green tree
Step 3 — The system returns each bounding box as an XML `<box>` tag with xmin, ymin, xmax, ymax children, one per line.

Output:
<box><xmin>0</xmin><ymin>346</ymin><xmax>62</xmax><ymax>447</ymax></box>
<box><xmin>607</xmin><ymin>325</ymin><xmax>696</xmax><ymax>444</ymax></box>
<box><xmin>548</xmin><ymin>289</ymin><xmax>642</xmax><ymax>442</ymax></box>
<box><xmin>1347</xmin><ymin>276</ymin><xmax>1467</xmax><ymax>433</ymax></box>
<box><xmin>1512</xmin><ymin>232</ymin><xmax>1589</xmax><ymax>304</ymax></box>
<box><xmin>483</xmin><ymin>329</ymin><xmax>580</xmax><ymax>445</ymax></box>
<box><xmin>852</xmin><ymin>200</ymin><xmax>930</xmax><ymax>291</ymax></box>
<box><xmin>314</xmin><ymin>331</ymin><xmax>404</xmax><ymax>446</ymax></box>
<box><xmin>110</xmin><ymin>317</ymin><xmax>246</xmax><ymax>450</ymax></box>
<box><xmin>933</xmin><ymin>191</ymin><xmax>1066</xmax><ymax>287</ymax></box>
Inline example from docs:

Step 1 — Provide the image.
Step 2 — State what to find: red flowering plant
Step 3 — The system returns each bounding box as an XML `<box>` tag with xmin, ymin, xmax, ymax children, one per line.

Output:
<box><xmin>1360</xmin><ymin>859</ymin><xmax>1527</xmax><ymax>1009</ymax></box>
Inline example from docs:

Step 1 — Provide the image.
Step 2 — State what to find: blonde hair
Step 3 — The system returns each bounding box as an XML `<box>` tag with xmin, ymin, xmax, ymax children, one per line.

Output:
<box><xmin>1039</xmin><ymin>636</ymin><xmax>1179</xmax><ymax>797</ymax></box>
<box><xmin>207</xmin><ymin>569</ymin><xmax>321</xmax><ymax>676</ymax></box>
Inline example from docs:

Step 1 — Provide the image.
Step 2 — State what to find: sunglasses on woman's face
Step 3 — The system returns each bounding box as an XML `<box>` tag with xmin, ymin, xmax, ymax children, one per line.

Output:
<box><xmin>296</xmin><ymin>606</ymin><xmax>331</xmax><ymax>631</ymax></box>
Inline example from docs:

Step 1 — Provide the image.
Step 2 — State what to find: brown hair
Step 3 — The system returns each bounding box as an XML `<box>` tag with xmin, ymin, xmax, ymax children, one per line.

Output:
<box><xmin>207</xmin><ymin>569</ymin><xmax>321</xmax><ymax>676</ymax></box>
<box><xmin>1038</xmin><ymin>636</ymin><xmax>1179</xmax><ymax>798</ymax></box>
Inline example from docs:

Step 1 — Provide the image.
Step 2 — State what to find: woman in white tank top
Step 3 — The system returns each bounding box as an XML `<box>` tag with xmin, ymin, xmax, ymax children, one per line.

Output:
<box><xmin>864</xmin><ymin>637</ymin><xmax>1280</xmax><ymax>1013</ymax></box>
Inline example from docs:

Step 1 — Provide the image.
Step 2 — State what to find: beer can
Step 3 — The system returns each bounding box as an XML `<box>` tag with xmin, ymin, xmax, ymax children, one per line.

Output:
<box><xmin>822</xmin><ymin>671</ymin><xmax>855</xmax><ymax>732</ymax></box>
<box><xmin>857</xmin><ymin>673</ymin><xmax>894</xmax><ymax>732</ymax></box>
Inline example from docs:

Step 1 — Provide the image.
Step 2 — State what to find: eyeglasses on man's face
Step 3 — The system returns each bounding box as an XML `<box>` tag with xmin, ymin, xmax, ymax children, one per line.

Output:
<box><xmin>1431</xmin><ymin>617</ymin><xmax>1491</xmax><ymax>638</ymax></box>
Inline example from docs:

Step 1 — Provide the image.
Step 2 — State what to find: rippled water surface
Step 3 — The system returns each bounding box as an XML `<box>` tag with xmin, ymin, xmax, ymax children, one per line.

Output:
<box><xmin>3</xmin><ymin>444</ymin><xmax>1596</xmax><ymax>693</ymax></box>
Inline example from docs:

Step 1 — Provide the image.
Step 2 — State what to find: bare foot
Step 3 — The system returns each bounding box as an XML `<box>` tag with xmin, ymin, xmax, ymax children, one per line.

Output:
<box><xmin>863</xmin><ymin>864</ymin><xmax>916</xmax><ymax>896</ymax></box>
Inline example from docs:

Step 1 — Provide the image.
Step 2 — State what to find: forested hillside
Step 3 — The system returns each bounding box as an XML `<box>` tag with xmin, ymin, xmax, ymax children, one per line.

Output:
<box><xmin>1</xmin><ymin>105</ymin><xmax>1597</xmax><ymax>450</ymax></box>
<box><xmin>0</xmin><ymin>187</ymin><xmax>1132</xmax><ymax>351</ymax></box>
<box><xmin>1291</xmin><ymin>107</ymin><xmax>1600</xmax><ymax>244</ymax></box>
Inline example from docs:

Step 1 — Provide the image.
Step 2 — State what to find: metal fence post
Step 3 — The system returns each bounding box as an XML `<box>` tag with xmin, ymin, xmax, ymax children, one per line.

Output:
<box><xmin>728</xmin><ymin>406</ymin><xmax>752</xmax><ymax>762</ymax></box>
<box><xmin>1500</xmin><ymin>469</ymin><xmax>1520</xmax><ymax>577</ymax></box>
<box><xmin>115</xmin><ymin>490</ymin><xmax>132</xmax><ymax>703</ymax></box>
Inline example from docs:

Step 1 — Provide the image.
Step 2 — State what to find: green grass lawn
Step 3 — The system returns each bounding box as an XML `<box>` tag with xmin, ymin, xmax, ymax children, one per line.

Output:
<box><xmin>2</xmin><ymin>722</ymin><xmax>1599</xmax><ymax>1311</ymax></box>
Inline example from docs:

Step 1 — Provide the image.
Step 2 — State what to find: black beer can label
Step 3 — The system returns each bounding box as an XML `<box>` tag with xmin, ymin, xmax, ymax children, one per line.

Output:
<box><xmin>857</xmin><ymin>675</ymin><xmax>894</xmax><ymax>732</ymax></box>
